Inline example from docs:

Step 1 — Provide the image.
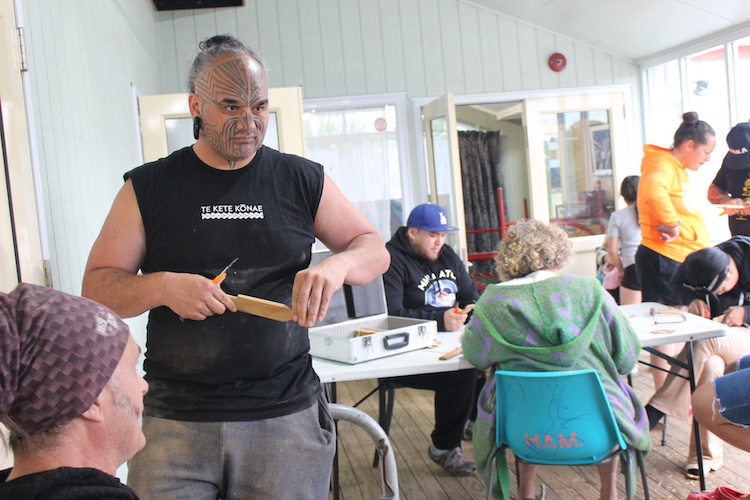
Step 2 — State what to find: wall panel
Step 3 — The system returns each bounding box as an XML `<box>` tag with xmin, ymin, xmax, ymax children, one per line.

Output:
<box><xmin>193</xmin><ymin>8</ymin><xmax>218</xmax><ymax>45</ymax></box>
<box><xmin>277</xmin><ymin>0</ymin><xmax>305</xmax><ymax>88</ymax></box>
<box><xmin>359</xmin><ymin>1</ymin><xmax>387</xmax><ymax>95</ymax></box>
<box><xmin>380</xmin><ymin>0</ymin><xmax>408</xmax><ymax>93</ymax></box>
<box><xmin>215</xmin><ymin>6</ymin><xmax>238</xmax><ymax>35</ymax></box>
<box><xmin>556</xmin><ymin>37</ymin><xmax>578</xmax><ymax>89</ymax></box>
<box><xmin>477</xmin><ymin>11</ymin><xmax>503</xmax><ymax>91</ymax></box>
<box><xmin>298</xmin><ymin>0</ymin><xmax>326</xmax><ymax>97</ymax></box>
<box><xmin>420</xmin><ymin>0</ymin><xmax>448</xmax><ymax>97</ymax></box>
<box><xmin>517</xmin><ymin>23</ymin><xmax>541</xmax><ymax>90</ymax></box>
<box><xmin>256</xmin><ymin>1</ymin><xmax>284</xmax><ymax>85</ymax></box>
<box><xmin>234</xmin><ymin>3</ymin><xmax>260</xmax><ymax>55</ymax></box>
<box><xmin>593</xmin><ymin>50</ymin><xmax>615</xmax><ymax>86</ymax></box>
<box><xmin>399</xmin><ymin>0</ymin><xmax>427</xmax><ymax>97</ymax></box>
<box><xmin>153</xmin><ymin>0</ymin><xmax>638</xmax><ymax>100</ymax></box>
<box><xmin>574</xmin><ymin>43</ymin><xmax>597</xmax><ymax>87</ymax></box>
<box><xmin>338</xmin><ymin>1</ymin><xmax>367</xmax><ymax>96</ymax></box>
<box><xmin>157</xmin><ymin>12</ymin><xmax>180</xmax><ymax>91</ymax></box>
<box><xmin>318</xmin><ymin>0</ymin><xmax>347</xmax><ymax>98</ymax></box>
<box><xmin>458</xmin><ymin>2</ymin><xmax>484</xmax><ymax>95</ymax></box>
<box><xmin>21</xmin><ymin>0</ymin><xmax>161</xmax><ymax>294</ymax></box>
<box><xmin>536</xmin><ymin>30</ymin><xmax>559</xmax><ymax>90</ymax></box>
<box><xmin>172</xmin><ymin>10</ymin><xmax>200</xmax><ymax>84</ymax></box>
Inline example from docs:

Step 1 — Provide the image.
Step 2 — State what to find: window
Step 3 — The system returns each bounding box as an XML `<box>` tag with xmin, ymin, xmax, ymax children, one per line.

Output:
<box><xmin>733</xmin><ymin>36</ymin><xmax>750</xmax><ymax>124</ymax></box>
<box><xmin>303</xmin><ymin>96</ymin><xmax>410</xmax><ymax>243</ymax></box>
<box><xmin>644</xmin><ymin>60</ymin><xmax>682</xmax><ymax>147</ymax></box>
<box><xmin>542</xmin><ymin>110</ymin><xmax>614</xmax><ymax>237</ymax></box>
<box><xmin>685</xmin><ymin>45</ymin><xmax>729</xmax><ymax>148</ymax></box>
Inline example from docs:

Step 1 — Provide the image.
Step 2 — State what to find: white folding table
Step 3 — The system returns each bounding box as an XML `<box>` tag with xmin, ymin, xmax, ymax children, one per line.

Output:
<box><xmin>312</xmin><ymin>330</ymin><xmax>471</xmax><ymax>384</ymax></box>
<box><xmin>313</xmin><ymin>330</ymin><xmax>472</xmax><ymax>500</ymax></box>
<box><xmin>317</xmin><ymin>304</ymin><xmax>729</xmax><ymax>495</ymax></box>
<box><xmin>619</xmin><ymin>302</ymin><xmax>728</xmax><ymax>492</ymax></box>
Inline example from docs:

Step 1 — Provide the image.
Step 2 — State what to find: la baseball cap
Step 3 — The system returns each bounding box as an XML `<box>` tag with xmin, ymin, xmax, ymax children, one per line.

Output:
<box><xmin>722</xmin><ymin>122</ymin><xmax>750</xmax><ymax>171</ymax></box>
<box><xmin>406</xmin><ymin>203</ymin><xmax>457</xmax><ymax>232</ymax></box>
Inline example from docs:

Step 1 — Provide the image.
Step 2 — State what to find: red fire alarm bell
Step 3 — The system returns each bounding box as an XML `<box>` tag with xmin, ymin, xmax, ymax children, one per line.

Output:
<box><xmin>548</xmin><ymin>53</ymin><xmax>567</xmax><ymax>72</ymax></box>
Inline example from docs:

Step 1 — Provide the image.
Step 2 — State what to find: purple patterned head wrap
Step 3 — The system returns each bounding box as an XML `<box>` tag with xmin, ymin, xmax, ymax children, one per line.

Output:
<box><xmin>0</xmin><ymin>283</ymin><xmax>129</xmax><ymax>436</ymax></box>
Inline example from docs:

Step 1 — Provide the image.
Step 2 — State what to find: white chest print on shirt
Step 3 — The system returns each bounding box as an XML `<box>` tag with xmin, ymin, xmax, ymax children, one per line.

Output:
<box><xmin>201</xmin><ymin>204</ymin><xmax>264</xmax><ymax>220</ymax></box>
<box><xmin>418</xmin><ymin>269</ymin><xmax>459</xmax><ymax>308</ymax></box>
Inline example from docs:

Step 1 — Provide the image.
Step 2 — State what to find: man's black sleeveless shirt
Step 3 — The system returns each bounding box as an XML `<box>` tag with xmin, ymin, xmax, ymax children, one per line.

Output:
<box><xmin>125</xmin><ymin>146</ymin><xmax>324</xmax><ymax>421</ymax></box>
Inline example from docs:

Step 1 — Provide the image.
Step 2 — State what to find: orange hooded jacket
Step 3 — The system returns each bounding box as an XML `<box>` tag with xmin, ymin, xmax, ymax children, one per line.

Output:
<box><xmin>637</xmin><ymin>145</ymin><xmax>709</xmax><ymax>263</ymax></box>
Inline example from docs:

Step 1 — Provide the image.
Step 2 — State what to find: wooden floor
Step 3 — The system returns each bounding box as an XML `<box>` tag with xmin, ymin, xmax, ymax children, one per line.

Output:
<box><xmin>328</xmin><ymin>356</ymin><xmax>750</xmax><ymax>500</ymax></box>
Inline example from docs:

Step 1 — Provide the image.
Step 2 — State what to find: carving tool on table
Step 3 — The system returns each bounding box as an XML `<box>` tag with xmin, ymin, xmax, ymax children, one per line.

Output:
<box><xmin>212</xmin><ymin>257</ymin><xmax>239</xmax><ymax>285</ymax></box>
<box><xmin>439</xmin><ymin>346</ymin><xmax>463</xmax><ymax>360</ymax></box>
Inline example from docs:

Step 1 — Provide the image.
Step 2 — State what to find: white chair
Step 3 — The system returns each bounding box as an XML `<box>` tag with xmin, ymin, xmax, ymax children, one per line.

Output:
<box><xmin>329</xmin><ymin>403</ymin><xmax>399</xmax><ymax>500</ymax></box>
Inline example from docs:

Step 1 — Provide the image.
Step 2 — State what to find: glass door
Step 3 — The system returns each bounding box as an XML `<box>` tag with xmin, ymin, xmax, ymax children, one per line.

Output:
<box><xmin>523</xmin><ymin>92</ymin><xmax>628</xmax><ymax>278</ymax></box>
<box><xmin>0</xmin><ymin>0</ymin><xmax>45</xmax><ymax>290</ymax></box>
<box><xmin>420</xmin><ymin>94</ymin><xmax>468</xmax><ymax>262</ymax></box>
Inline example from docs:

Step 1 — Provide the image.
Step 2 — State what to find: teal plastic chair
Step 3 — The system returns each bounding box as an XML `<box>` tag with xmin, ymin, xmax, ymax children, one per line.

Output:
<box><xmin>488</xmin><ymin>369</ymin><xmax>649</xmax><ymax>500</ymax></box>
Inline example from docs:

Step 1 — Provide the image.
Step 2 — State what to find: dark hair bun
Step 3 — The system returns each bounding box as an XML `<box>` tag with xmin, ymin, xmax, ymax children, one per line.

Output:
<box><xmin>199</xmin><ymin>34</ymin><xmax>243</xmax><ymax>51</ymax></box>
<box><xmin>683</xmin><ymin>111</ymin><xmax>699</xmax><ymax>126</ymax></box>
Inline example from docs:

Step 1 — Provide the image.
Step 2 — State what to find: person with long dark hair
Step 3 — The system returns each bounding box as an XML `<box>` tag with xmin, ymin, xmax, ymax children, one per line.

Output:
<box><xmin>607</xmin><ymin>175</ymin><xmax>642</xmax><ymax>305</ymax></box>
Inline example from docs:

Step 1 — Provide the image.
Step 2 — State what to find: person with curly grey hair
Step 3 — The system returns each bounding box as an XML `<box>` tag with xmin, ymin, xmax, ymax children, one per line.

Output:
<box><xmin>462</xmin><ymin>220</ymin><xmax>651</xmax><ymax>500</ymax></box>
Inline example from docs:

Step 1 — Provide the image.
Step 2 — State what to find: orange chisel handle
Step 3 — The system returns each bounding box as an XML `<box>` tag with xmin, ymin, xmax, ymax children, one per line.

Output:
<box><xmin>212</xmin><ymin>274</ymin><xmax>227</xmax><ymax>285</ymax></box>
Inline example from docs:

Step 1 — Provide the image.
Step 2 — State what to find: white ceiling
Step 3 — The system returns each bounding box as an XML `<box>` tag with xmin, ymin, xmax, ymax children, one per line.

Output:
<box><xmin>468</xmin><ymin>0</ymin><xmax>750</xmax><ymax>62</ymax></box>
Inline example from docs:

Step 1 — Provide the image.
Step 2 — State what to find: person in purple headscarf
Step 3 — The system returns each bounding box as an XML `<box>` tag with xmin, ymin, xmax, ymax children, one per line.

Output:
<box><xmin>0</xmin><ymin>283</ymin><xmax>148</xmax><ymax>499</ymax></box>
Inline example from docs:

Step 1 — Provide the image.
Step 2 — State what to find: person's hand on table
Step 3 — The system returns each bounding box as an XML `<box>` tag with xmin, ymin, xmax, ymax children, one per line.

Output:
<box><xmin>444</xmin><ymin>308</ymin><xmax>469</xmax><ymax>332</ymax></box>
<box><xmin>721</xmin><ymin>199</ymin><xmax>750</xmax><ymax>216</ymax></box>
<box><xmin>720</xmin><ymin>306</ymin><xmax>746</xmax><ymax>327</ymax></box>
<box><xmin>688</xmin><ymin>299</ymin><xmax>710</xmax><ymax>318</ymax></box>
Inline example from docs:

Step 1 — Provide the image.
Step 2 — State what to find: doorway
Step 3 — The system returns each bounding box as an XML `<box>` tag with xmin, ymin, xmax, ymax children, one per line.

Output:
<box><xmin>417</xmin><ymin>87</ymin><xmax>633</xmax><ymax>279</ymax></box>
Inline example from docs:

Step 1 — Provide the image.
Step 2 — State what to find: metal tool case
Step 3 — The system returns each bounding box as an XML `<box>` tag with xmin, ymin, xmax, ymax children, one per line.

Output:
<box><xmin>307</xmin><ymin>251</ymin><xmax>438</xmax><ymax>364</ymax></box>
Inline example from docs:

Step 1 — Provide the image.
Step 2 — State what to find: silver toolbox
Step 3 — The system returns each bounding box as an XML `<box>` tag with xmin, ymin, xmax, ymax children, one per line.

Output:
<box><xmin>309</xmin><ymin>315</ymin><xmax>438</xmax><ymax>364</ymax></box>
<box><xmin>307</xmin><ymin>250</ymin><xmax>438</xmax><ymax>363</ymax></box>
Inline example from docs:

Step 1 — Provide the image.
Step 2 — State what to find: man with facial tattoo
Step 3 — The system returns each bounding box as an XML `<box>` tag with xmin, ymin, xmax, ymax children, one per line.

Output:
<box><xmin>82</xmin><ymin>35</ymin><xmax>390</xmax><ymax>500</ymax></box>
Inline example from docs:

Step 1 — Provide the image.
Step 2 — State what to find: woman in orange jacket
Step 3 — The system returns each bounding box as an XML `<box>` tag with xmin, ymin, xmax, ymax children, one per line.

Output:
<box><xmin>635</xmin><ymin>111</ymin><xmax>716</xmax><ymax>390</ymax></box>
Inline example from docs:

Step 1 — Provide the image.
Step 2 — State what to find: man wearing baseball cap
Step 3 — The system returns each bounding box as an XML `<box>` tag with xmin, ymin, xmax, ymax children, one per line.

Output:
<box><xmin>382</xmin><ymin>203</ymin><xmax>479</xmax><ymax>475</ymax></box>
<box><xmin>709</xmin><ymin>122</ymin><xmax>750</xmax><ymax>236</ymax></box>
<box><xmin>0</xmin><ymin>283</ymin><xmax>148</xmax><ymax>499</ymax></box>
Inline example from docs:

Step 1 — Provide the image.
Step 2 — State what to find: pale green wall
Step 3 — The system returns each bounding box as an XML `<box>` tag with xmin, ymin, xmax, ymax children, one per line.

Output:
<box><xmin>20</xmin><ymin>0</ymin><xmax>162</xmax><ymax>294</ymax></box>
<box><xmin>155</xmin><ymin>0</ymin><xmax>639</xmax><ymax>99</ymax></box>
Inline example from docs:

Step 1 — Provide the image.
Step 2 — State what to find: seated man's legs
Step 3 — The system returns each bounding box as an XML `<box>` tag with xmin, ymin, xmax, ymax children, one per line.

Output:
<box><xmin>391</xmin><ymin>368</ymin><xmax>477</xmax><ymax>475</ymax></box>
<box><xmin>648</xmin><ymin>328</ymin><xmax>750</xmax><ymax>472</ymax></box>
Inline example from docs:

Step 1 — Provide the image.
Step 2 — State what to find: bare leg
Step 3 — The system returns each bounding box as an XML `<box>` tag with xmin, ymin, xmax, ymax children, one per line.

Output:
<box><xmin>619</xmin><ymin>286</ymin><xmax>641</xmax><ymax>306</ymax></box>
<box><xmin>693</xmin><ymin>383</ymin><xmax>750</xmax><ymax>454</ymax></box>
<box><xmin>517</xmin><ymin>462</ymin><xmax>537</xmax><ymax>499</ymax></box>
<box><xmin>597</xmin><ymin>456</ymin><xmax>620</xmax><ymax>500</ymax></box>
<box><xmin>651</xmin><ymin>343</ymin><xmax>685</xmax><ymax>390</ymax></box>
